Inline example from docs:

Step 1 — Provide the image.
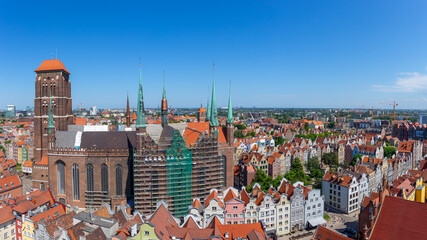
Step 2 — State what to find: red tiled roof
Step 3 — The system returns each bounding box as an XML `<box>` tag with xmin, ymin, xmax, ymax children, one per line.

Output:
<box><xmin>0</xmin><ymin>206</ymin><xmax>15</xmax><ymax>224</ymax></box>
<box><xmin>312</xmin><ymin>225</ymin><xmax>351</xmax><ymax>240</ymax></box>
<box><xmin>370</xmin><ymin>196</ymin><xmax>427</xmax><ymax>240</ymax></box>
<box><xmin>75</xmin><ymin>118</ymin><xmax>87</xmax><ymax>126</ymax></box>
<box><xmin>35</xmin><ymin>59</ymin><xmax>70</xmax><ymax>74</ymax></box>
<box><xmin>183</xmin><ymin>122</ymin><xmax>209</xmax><ymax>147</ymax></box>
<box><xmin>0</xmin><ymin>175</ymin><xmax>22</xmax><ymax>194</ymax></box>
<box><xmin>31</xmin><ymin>204</ymin><xmax>66</xmax><ymax>228</ymax></box>
<box><xmin>223</xmin><ymin>189</ymin><xmax>237</xmax><ymax>203</ymax></box>
<box><xmin>192</xmin><ymin>198</ymin><xmax>202</xmax><ymax>209</ymax></box>
<box><xmin>217</xmin><ymin>222</ymin><xmax>266</xmax><ymax>239</ymax></box>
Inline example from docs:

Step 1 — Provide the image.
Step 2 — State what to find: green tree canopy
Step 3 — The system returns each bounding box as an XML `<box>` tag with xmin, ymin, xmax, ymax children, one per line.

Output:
<box><xmin>383</xmin><ymin>146</ymin><xmax>396</xmax><ymax>158</ymax></box>
<box><xmin>234</xmin><ymin>130</ymin><xmax>244</xmax><ymax>139</ymax></box>
<box><xmin>322</xmin><ymin>152</ymin><xmax>338</xmax><ymax>168</ymax></box>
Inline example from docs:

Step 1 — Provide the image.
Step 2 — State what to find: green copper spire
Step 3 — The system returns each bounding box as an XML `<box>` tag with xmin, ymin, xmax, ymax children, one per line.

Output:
<box><xmin>136</xmin><ymin>65</ymin><xmax>146</xmax><ymax>128</ymax></box>
<box><xmin>47</xmin><ymin>89</ymin><xmax>55</xmax><ymax>130</ymax></box>
<box><xmin>227</xmin><ymin>81</ymin><xmax>234</xmax><ymax>124</ymax></box>
<box><xmin>210</xmin><ymin>64</ymin><xmax>219</xmax><ymax>126</ymax></box>
<box><xmin>206</xmin><ymin>87</ymin><xmax>211</xmax><ymax>121</ymax></box>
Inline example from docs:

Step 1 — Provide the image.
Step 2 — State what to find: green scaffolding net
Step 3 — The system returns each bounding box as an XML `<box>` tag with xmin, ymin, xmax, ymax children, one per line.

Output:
<box><xmin>166</xmin><ymin>130</ymin><xmax>193</xmax><ymax>217</ymax></box>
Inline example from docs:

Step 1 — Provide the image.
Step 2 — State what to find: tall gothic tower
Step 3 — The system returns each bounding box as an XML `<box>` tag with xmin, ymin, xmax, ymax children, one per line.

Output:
<box><xmin>34</xmin><ymin>59</ymin><xmax>73</xmax><ymax>162</ymax></box>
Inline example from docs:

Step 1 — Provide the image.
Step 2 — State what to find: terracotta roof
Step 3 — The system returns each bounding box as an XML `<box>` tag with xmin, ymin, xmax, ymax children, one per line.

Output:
<box><xmin>94</xmin><ymin>206</ymin><xmax>111</xmax><ymax>218</ymax></box>
<box><xmin>112</xmin><ymin>209</ymin><xmax>127</xmax><ymax>226</ymax></box>
<box><xmin>0</xmin><ymin>175</ymin><xmax>22</xmax><ymax>194</ymax></box>
<box><xmin>240</xmin><ymin>188</ymin><xmax>250</xmax><ymax>206</ymax></box>
<box><xmin>35</xmin><ymin>59</ymin><xmax>70</xmax><ymax>74</ymax></box>
<box><xmin>183</xmin><ymin>122</ymin><xmax>209</xmax><ymax>147</ymax></box>
<box><xmin>323</xmin><ymin>171</ymin><xmax>353</xmax><ymax>188</ymax></box>
<box><xmin>31</xmin><ymin>204</ymin><xmax>66</xmax><ymax>228</ymax></box>
<box><xmin>75</xmin><ymin>118</ymin><xmax>87</xmax><ymax>126</ymax></box>
<box><xmin>0</xmin><ymin>206</ymin><xmax>15</xmax><ymax>224</ymax></box>
<box><xmin>12</xmin><ymin>190</ymin><xmax>54</xmax><ymax>213</ymax></box>
<box><xmin>67</xmin><ymin>221</ymin><xmax>85</xmax><ymax>240</ymax></box>
<box><xmin>23</xmin><ymin>160</ymin><xmax>32</xmax><ymax>168</ymax></box>
<box><xmin>191</xmin><ymin>198</ymin><xmax>202</xmax><ymax>209</ymax></box>
<box><xmin>217</xmin><ymin>222</ymin><xmax>266</xmax><ymax>239</ymax></box>
<box><xmin>45</xmin><ymin>211</ymin><xmax>76</xmax><ymax>236</ymax></box>
<box><xmin>182</xmin><ymin>216</ymin><xmax>199</xmax><ymax>229</ymax></box>
<box><xmin>148</xmin><ymin>204</ymin><xmax>179</xmax><ymax>240</ymax></box>
<box><xmin>370</xmin><ymin>196</ymin><xmax>427</xmax><ymax>240</ymax></box>
<box><xmin>312</xmin><ymin>225</ymin><xmax>351</xmax><ymax>240</ymax></box>
<box><xmin>224</xmin><ymin>189</ymin><xmax>238</xmax><ymax>203</ymax></box>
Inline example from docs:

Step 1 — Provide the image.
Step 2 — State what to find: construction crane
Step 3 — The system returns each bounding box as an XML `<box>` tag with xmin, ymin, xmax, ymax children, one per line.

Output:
<box><xmin>380</xmin><ymin>101</ymin><xmax>398</xmax><ymax>122</ymax></box>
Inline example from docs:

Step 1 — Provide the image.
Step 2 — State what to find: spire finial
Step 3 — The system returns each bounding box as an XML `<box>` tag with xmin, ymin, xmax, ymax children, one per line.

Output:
<box><xmin>227</xmin><ymin>80</ymin><xmax>234</xmax><ymax>124</ymax></box>
<box><xmin>210</xmin><ymin>63</ymin><xmax>219</xmax><ymax>126</ymax></box>
<box><xmin>47</xmin><ymin>89</ymin><xmax>55</xmax><ymax>129</ymax></box>
<box><xmin>136</xmin><ymin>61</ymin><xmax>146</xmax><ymax>128</ymax></box>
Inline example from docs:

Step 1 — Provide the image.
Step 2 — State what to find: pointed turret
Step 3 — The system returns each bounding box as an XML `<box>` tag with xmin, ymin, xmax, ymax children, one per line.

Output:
<box><xmin>126</xmin><ymin>93</ymin><xmax>130</xmax><ymax>127</ymax></box>
<box><xmin>161</xmin><ymin>70</ymin><xmax>168</xmax><ymax>127</ymax></box>
<box><xmin>136</xmin><ymin>65</ymin><xmax>146</xmax><ymax>129</ymax></box>
<box><xmin>210</xmin><ymin>64</ymin><xmax>218</xmax><ymax>127</ymax></box>
<box><xmin>227</xmin><ymin>81</ymin><xmax>234</xmax><ymax>124</ymax></box>
<box><xmin>206</xmin><ymin>87</ymin><xmax>211</xmax><ymax>122</ymax></box>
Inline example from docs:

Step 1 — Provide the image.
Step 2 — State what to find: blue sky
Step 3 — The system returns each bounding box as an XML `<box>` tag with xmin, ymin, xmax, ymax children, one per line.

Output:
<box><xmin>1</xmin><ymin>0</ymin><xmax>427</xmax><ymax>110</ymax></box>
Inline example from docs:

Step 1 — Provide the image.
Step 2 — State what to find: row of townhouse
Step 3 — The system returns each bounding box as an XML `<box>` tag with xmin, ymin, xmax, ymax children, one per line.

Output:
<box><xmin>186</xmin><ymin>180</ymin><xmax>325</xmax><ymax>238</ymax></box>
<box><xmin>321</xmin><ymin>153</ymin><xmax>414</xmax><ymax>215</ymax></box>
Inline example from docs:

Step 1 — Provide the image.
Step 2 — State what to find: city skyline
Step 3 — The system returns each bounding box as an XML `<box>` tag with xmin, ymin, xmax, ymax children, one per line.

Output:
<box><xmin>1</xmin><ymin>1</ymin><xmax>427</xmax><ymax>109</ymax></box>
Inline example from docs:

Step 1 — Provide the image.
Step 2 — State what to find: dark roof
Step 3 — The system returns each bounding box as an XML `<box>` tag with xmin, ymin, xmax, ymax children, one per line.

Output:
<box><xmin>85</xmin><ymin>227</ymin><xmax>107</xmax><ymax>240</ymax></box>
<box><xmin>112</xmin><ymin>209</ymin><xmax>127</xmax><ymax>226</ymax></box>
<box><xmin>80</xmin><ymin>131</ymin><xmax>136</xmax><ymax>149</ymax></box>
<box><xmin>370</xmin><ymin>196</ymin><xmax>427</xmax><ymax>240</ymax></box>
<box><xmin>158</xmin><ymin>125</ymin><xmax>175</xmax><ymax>146</ymax></box>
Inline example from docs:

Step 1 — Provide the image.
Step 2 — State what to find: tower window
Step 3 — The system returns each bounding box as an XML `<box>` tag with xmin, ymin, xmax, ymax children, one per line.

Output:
<box><xmin>57</xmin><ymin>161</ymin><xmax>65</xmax><ymax>195</ymax></box>
<box><xmin>101</xmin><ymin>164</ymin><xmax>108</xmax><ymax>194</ymax></box>
<box><xmin>72</xmin><ymin>164</ymin><xmax>80</xmax><ymax>200</ymax></box>
<box><xmin>87</xmin><ymin>164</ymin><xmax>94</xmax><ymax>191</ymax></box>
<box><xmin>116</xmin><ymin>164</ymin><xmax>122</xmax><ymax>196</ymax></box>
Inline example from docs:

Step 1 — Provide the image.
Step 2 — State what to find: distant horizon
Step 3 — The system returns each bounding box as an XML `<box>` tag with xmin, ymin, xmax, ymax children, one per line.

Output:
<box><xmin>1</xmin><ymin>1</ymin><xmax>427</xmax><ymax>109</ymax></box>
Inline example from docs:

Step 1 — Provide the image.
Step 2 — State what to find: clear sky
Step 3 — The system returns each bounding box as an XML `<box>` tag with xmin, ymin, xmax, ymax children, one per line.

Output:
<box><xmin>1</xmin><ymin>0</ymin><xmax>427</xmax><ymax>110</ymax></box>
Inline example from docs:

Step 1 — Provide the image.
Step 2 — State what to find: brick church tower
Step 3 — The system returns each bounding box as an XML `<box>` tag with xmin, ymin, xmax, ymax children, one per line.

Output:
<box><xmin>33</xmin><ymin>59</ymin><xmax>72</xmax><ymax>188</ymax></box>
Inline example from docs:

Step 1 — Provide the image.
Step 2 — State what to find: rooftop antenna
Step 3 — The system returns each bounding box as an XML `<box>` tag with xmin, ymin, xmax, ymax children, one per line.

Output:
<box><xmin>50</xmin><ymin>52</ymin><xmax>54</xmax><ymax>59</ymax></box>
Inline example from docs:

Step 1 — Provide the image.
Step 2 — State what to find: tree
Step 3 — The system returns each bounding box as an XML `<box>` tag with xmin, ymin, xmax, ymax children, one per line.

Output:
<box><xmin>234</xmin><ymin>124</ymin><xmax>247</xmax><ymax>130</ymax></box>
<box><xmin>275</xmin><ymin>136</ymin><xmax>285</xmax><ymax>146</ymax></box>
<box><xmin>291</xmin><ymin>158</ymin><xmax>303</xmax><ymax>172</ymax></box>
<box><xmin>350</xmin><ymin>154</ymin><xmax>362</xmax><ymax>166</ymax></box>
<box><xmin>322</xmin><ymin>152</ymin><xmax>338</xmax><ymax>168</ymax></box>
<box><xmin>306</xmin><ymin>157</ymin><xmax>320</xmax><ymax>170</ymax></box>
<box><xmin>246</xmin><ymin>131</ymin><xmax>256</xmax><ymax>138</ymax></box>
<box><xmin>383</xmin><ymin>146</ymin><xmax>396</xmax><ymax>158</ymax></box>
<box><xmin>234</xmin><ymin>130</ymin><xmax>244</xmax><ymax>139</ymax></box>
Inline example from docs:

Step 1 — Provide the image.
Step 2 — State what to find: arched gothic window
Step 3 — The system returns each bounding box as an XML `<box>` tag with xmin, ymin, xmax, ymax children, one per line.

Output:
<box><xmin>72</xmin><ymin>164</ymin><xmax>80</xmax><ymax>200</ymax></box>
<box><xmin>116</xmin><ymin>165</ymin><xmax>122</xmax><ymax>196</ymax></box>
<box><xmin>57</xmin><ymin>161</ymin><xmax>65</xmax><ymax>195</ymax></box>
<box><xmin>87</xmin><ymin>164</ymin><xmax>94</xmax><ymax>191</ymax></box>
<box><xmin>101</xmin><ymin>164</ymin><xmax>108</xmax><ymax>194</ymax></box>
